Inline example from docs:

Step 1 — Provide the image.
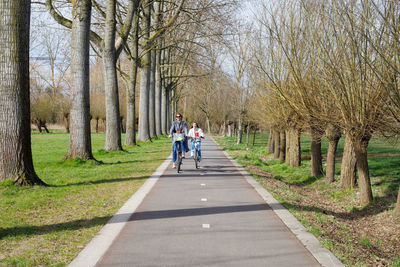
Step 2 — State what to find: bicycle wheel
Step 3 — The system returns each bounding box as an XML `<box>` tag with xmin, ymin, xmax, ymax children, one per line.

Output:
<box><xmin>194</xmin><ymin>149</ymin><xmax>198</xmax><ymax>169</ymax></box>
<box><xmin>176</xmin><ymin>142</ymin><xmax>182</xmax><ymax>173</ymax></box>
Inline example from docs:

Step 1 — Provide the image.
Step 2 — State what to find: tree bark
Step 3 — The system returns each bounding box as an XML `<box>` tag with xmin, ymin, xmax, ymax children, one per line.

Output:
<box><xmin>325</xmin><ymin>125</ymin><xmax>341</xmax><ymax>183</ymax></box>
<box><xmin>310</xmin><ymin>128</ymin><xmax>324</xmax><ymax>177</ymax></box>
<box><xmin>137</xmin><ymin>1</ymin><xmax>152</xmax><ymax>142</ymax></box>
<box><xmin>285</xmin><ymin>129</ymin><xmax>290</xmax><ymax>164</ymax></box>
<box><xmin>63</xmin><ymin>0</ymin><xmax>94</xmax><ymax>159</ymax></box>
<box><xmin>268</xmin><ymin>128</ymin><xmax>274</xmax><ymax>154</ymax></box>
<box><xmin>0</xmin><ymin>0</ymin><xmax>46</xmax><ymax>185</ymax></box>
<box><xmin>43</xmin><ymin>123</ymin><xmax>49</xmax><ymax>133</ymax></box>
<box><xmin>279</xmin><ymin>131</ymin><xmax>286</xmax><ymax>162</ymax></box>
<box><xmin>222</xmin><ymin>120</ymin><xmax>226</xmax><ymax>136</ymax></box>
<box><xmin>103</xmin><ymin>0</ymin><xmax>122</xmax><ymax>151</ymax></box>
<box><xmin>64</xmin><ymin>113</ymin><xmax>70</xmax><ymax>133</ymax></box>
<box><xmin>206</xmin><ymin>116</ymin><xmax>211</xmax><ymax>134</ymax></box>
<box><xmin>340</xmin><ymin>134</ymin><xmax>357</xmax><ymax>188</ymax></box>
<box><xmin>237</xmin><ymin>117</ymin><xmax>243</xmax><ymax>145</ymax></box>
<box><xmin>288</xmin><ymin>127</ymin><xmax>301</xmax><ymax>167</ymax></box>
<box><xmin>95</xmin><ymin>118</ymin><xmax>99</xmax><ymax>133</ymax></box>
<box><xmin>155</xmin><ymin>45</ymin><xmax>162</xmax><ymax>136</ymax></box>
<box><xmin>252</xmin><ymin>127</ymin><xmax>256</xmax><ymax>146</ymax></box>
<box><xmin>274</xmin><ymin>130</ymin><xmax>280</xmax><ymax>159</ymax></box>
<box><xmin>246</xmin><ymin>123</ymin><xmax>250</xmax><ymax>146</ymax></box>
<box><xmin>125</xmin><ymin>11</ymin><xmax>139</xmax><ymax>146</ymax></box>
<box><xmin>149</xmin><ymin>48</ymin><xmax>156</xmax><ymax>137</ymax></box>
<box><xmin>228</xmin><ymin>124</ymin><xmax>232</xmax><ymax>137</ymax></box>
<box><xmin>352</xmin><ymin>136</ymin><xmax>373</xmax><ymax>206</ymax></box>
<box><xmin>35</xmin><ymin>121</ymin><xmax>42</xmax><ymax>133</ymax></box>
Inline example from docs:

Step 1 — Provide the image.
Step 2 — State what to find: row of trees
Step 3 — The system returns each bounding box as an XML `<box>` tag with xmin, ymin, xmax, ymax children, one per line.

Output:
<box><xmin>0</xmin><ymin>0</ymin><xmax>238</xmax><ymax>185</ymax></box>
<box><xmin>251</xmin><ymin>0</ymin><xmax>399</xmax><ymax>212</ymax></box>
<box><xmin>182</xmin><ymin>0</ymin><xmax>400</xmax><ymax>214</ymax></box>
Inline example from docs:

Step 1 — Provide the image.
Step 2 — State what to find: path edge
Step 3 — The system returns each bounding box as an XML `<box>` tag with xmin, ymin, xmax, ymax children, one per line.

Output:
<box><xmin>68</xmin><ymin>155</ymin><xmax>172</xmax><ymax>267</ymax></box>
<box><xmin>211</xmin><ymin>137</ymin><xmax>344</xmax><ymax>267</ymax></box>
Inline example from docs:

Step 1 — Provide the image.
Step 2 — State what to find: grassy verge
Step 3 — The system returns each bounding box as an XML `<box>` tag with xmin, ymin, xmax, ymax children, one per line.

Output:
<box><xmin>0</xmin><ymin>133</ymin><xmax>171</xmax><ymax>266</ymax></box>
<box><xmin>215</xmin><ymin>133</ymin><xmax>400</xmax><ymax>267</ymax></box>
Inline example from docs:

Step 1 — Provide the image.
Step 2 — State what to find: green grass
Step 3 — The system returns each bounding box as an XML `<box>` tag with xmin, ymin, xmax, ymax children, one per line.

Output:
<box><xmin>216</xmin><ymin>132</ymin><xmax>400</xmax><ymax>266</ymax></box>
<box><xmin>0</xmin><ymin>132</ymin><xmax>171</xmax><ymax>266</ymax></box>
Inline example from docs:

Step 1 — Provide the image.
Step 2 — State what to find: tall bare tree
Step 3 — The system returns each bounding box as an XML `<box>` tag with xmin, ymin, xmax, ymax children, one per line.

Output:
<box><xmin>0</xmin><ymin>0</ymin><xmax>46</xmax><ymax>185</ymax></box>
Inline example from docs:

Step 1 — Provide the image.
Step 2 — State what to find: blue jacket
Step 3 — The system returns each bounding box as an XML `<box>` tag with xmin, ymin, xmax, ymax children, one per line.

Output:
<box><xmin>170</xmin><ymin>120</ymin><xmax>188</xmax><ymax>143</ymax></box>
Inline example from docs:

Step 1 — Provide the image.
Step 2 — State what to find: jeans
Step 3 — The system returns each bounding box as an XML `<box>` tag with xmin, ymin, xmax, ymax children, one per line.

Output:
<box><xmin>172</xmin><ymin>138</ymin><xmax>189</xmax><ymax>163</ymax></box>
<box><xmin>191</xmin><ymin>140</ymin><xmax>201</xmax><ymax>159</ymax></box>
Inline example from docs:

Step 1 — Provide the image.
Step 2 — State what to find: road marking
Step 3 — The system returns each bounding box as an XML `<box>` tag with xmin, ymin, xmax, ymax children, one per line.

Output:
<box><xmin>200</xmin><ymin>183</ymin><xmax>206</xmax><ymax>186</ymax></box>
<box><xmin>202</xmin><ymin>224</ymin><xmax>210</xmax><ymax>229</ymax></box>
<box><xmin>200</xmin><ymin>173</ymin><xmax>205</xmax><ymax>176</ymax></box>
<box><xmin>201</xmin><ymin>198</ymin><xmax>207</xmax><ymax>202</ymax></box>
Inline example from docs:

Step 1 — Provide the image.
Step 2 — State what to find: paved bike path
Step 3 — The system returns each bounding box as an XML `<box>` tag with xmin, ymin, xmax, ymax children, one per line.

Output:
<box><xmin>97</xmin><ymin>137</ymin><xmax>321</xmax><ymax>266</ymax></box>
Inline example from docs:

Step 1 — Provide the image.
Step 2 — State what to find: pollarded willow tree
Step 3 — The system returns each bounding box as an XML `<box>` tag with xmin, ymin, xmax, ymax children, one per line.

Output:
<box><xmin>253</xmin><ymin>0</ymin><xmax>396</xmax><ymax>206</ymax></box>
<box><xmin>363</xmin><ymin>0</ymin><xmax>400</xmax><ymax>215</ymax></box>
<box><xmin>0</xmin><ymin>0</ymin><xmax>46</xmax><ymax>185</ymax></box>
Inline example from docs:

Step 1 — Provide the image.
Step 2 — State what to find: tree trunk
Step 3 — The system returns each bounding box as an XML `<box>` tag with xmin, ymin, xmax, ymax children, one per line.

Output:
<box><xmin>252</xmin><ymin>127</ymin><xmax>256</xmax><ymax>146</ymax></box>
<box><xmin>273</xmin><ymin>129</ymin><xmax>280</xmax><ymax>158</ymax></box>
<box><xmin>43</xmin><ymin>123</ymin><xmax>49</xmax><ymax>133</ymax></box>
<box><xmin>65</xmin><ymin>0</ymin><xmax>94</xmax><ymax>159</ymax></box>
<box><xmin>161</xmin><ymin>48</ymin><xmax>169</xmax><ymax>135</ymax></box>
<box><xmin>95</xmin><ymin>118</ymin><xmax>99</xmax><ymax>133</ymax></box>
<box><xmin>206</xmin><ymin>116</ymin><xmax>211</xmax><ymax>134</ymax></box>
<box><xmin>166</xmin><ymin>88</ymin><xmax>171</xmax><ymax>130</ymax></box>
<box><xmin>149</xmin><ymin>48</ymin><xmax>156</xmax><ymax>137</ymax></box>
<box><xmin>325</xmin><ymin>125</ymin><xmax>341</xmax><ymax>183</ymax></box>
<box><xmin>353</xmin><ymin>136</ymin><xmax>373</xmax><ymax>206</ymax></box>
<box><xmin>103</xmin><ymin>0</ymin><xmax>122</xmax><ymax>151</ymax></box>
<box><xmin>137</xmin><ymin>1</ymin><xmax>152</xmax><ymax>142</ymax></box>
<box><xmin>268</xmin><ymin>128</ymin><xmax>274</xmax><ymax>154</ymax></box>
<box><xmin>120</xmin><ymin>117</ymin><xmax>125</xmax><ymax>133</ymax></box>
<box><xmin>394</xmin><ymin>187</ymin><xmax>400</xmax><ymax>217</ymax></box>
<box><xmin>340</xmin><ymin>134</ymin><xmax>357</xmax><ymax>188</ymax></box>
<box><xmin>285</xmin><ymin>129</ymin><xmax>290</xmax><ymax>164</ymax></box>
<box><xmin>161</xmin><ymin>82</ymin><xmax>167</xmax><ymax>135</ymax></box>
<box><xmin>310</xmin><ymin>128</ymin><xmax>324</xmax><ymax>177</ymax></box>
<box><xmin>228</xmin><ymin>124</ymin><xmax>232</xmax><ymax>137</ymax></box>
<box><xmin>288</xmin><ymin>127</ymin><xmax>301</xmax><ymax>167</ymax></box>
<box><xmin>237</xmin><ymin>117</ymin><xmax>243</xmax><ymax>145</ymax></box>
<box><xmin>35</xmin><ymin>122</ymin><xmax>42</xmax><ymax>133</ymax></box>
<box><xmin>0</xmin><ymin>0</ymin><xmax>46</xmax><ymax>185</ymax></box>
<box><xmin>222</xmin><ymin>120</ymin><xmax>226</xmax><ymax>136</ymax></box>
<box><xmin>155</xmin><ymin>42</ymin><xmax>162</xmax><ymax>136</ymax></box>
<box><xmin>125</xmin><ymin>12</ymin><xmax>139</xmax><ymax>146</ymax></box>
<box><xmin>64</xmin><ymin>114</ymin><xmax>70</xmax><ymax>133</ymax></box>
<box><xmin>274</xmin><ymin>130</ymin><xmax>280</xmax><ymax>159</ymax></box>
<box><xmin>246</xmin><ymin>123</ymin><xmax>250</xmax><ymax>146</ymax></box>
<box><xmin>279</xmin><ymin>131</ymin><xmax>286</xmax><ymax>162</ymax></box>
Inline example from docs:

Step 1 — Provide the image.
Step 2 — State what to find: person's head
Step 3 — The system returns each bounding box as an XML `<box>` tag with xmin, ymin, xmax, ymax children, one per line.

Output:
<box><xmin>175</xmin><ymin>113</ymin><xmax>182</xmax><ymax>121</ymax></box>
<box><xmin>192</xmin><ymin>122</ymin><xmax>199</xmax><ymax>129</ymax></box>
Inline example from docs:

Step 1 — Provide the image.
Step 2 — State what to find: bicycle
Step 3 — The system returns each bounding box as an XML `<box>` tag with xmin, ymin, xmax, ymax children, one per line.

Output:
<box><xmin>173</xmin><ymin>133</ymin><xmax>185</xmax><ymax>173</ymax></box>
<box><xmin>190</xmin><ymin>135</ymin><xmax>203</xmax><ymax>169</ymax></box>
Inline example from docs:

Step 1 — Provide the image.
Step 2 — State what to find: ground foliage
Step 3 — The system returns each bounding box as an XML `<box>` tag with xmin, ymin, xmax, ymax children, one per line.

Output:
<box><xmin>216</xmin><ymin>134</ymin><xmax>400</xmax><ymax>267</ymax></box>
<box><xmin>0</xmin><ymin>132</ymin><xmax>171</xmax><ymax>266</ymax></box>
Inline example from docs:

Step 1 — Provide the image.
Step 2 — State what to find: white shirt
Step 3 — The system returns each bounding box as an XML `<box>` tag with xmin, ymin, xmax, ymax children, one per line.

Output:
<box><xmin>188</xmin><ymin>128</ymin><xmax>204</xmax><ymax>139</ymax></box>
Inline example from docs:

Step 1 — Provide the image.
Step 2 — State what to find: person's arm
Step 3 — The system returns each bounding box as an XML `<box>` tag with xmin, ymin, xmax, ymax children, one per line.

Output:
<box><xmin>169</xmin><ymin>121</ymin><xmax>175</xmax><ymax>137</ymax></box>
<box><xmin>183</xmin><ymin>121</ymin><xmax>188</xmax><ymax>136</ymax></box>
<box><xmin>199</xmin><ymin>128</ymin><xmax>205</xmax><ymax>138</ymax></box>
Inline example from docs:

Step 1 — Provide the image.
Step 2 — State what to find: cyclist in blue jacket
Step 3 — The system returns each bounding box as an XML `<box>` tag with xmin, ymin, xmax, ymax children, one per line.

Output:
<box><xmin>168</xmin><ymin>113</ymin><xmax>189</xmax><ymax>168</ymax></box>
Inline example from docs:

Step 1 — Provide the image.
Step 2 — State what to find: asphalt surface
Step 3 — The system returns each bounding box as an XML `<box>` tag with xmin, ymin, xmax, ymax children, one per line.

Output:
<box><xmin>97</xmin><ymin>137</ymin><xmax>320</xmax><ymax>267</ymax></box>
